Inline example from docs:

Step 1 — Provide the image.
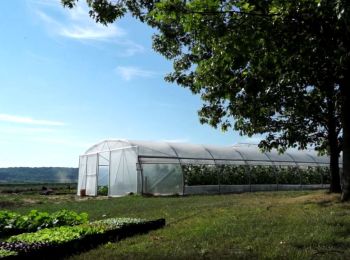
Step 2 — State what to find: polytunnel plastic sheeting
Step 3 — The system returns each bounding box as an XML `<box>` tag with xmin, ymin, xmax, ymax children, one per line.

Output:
<box><xmin>286</xmin><ymin>151</ymin><xmax>319</xmax><ymax>166</ymax></box>
<box><xmin>213</xmin><ymin>160</ymin><xmax>247</xmax><ymax>165</ymax></box>
<box><xmin>142</xmin><ymin>163</ymin><xmax>183</xmax><ymax>195</ymax></box>
<box><xmin>84</xmin><ymin>140</ymin><xmax>334</xmax><ymax>168</ymax></box>
<box><xmin>85</xmin><ymin>154</ymin><xmax>98</xmax><ymax>196</ymax></box>
<box><xmin>204</xmin><ymin>145</ymin><xmax>244</xmax><ymax>161</ymax></box>
<box><xmin>85</xmin><ymin>141</ymin><xmax>106</xmax><ymax>154</ymax></box>
<box><xmin>109</xmin><ymin>147</ymin><xmax>138</xmax><ymax>196</ymax></box>
<box><xmin>232</xmin><ymin>145</ymin><xmax>273</xmax><ymax>165</ymax></box>
<box><xmin>98</xmin><ymin>152</ymin><xmax>110</xmax><ymax>166</ymax></box>
<box><xmin>128</xmin><ymin>140</ymin><xmax>178</xmax><ymax>157</ymax></box>
<box><xmin>77</xmin><ymin>156</ymin><xmax>87</xmax><ymax>195</ymax></box>
<box><xmin>139</xmin><ymin>157</ymin><xmax>180</xmax><ymax>164</ymax></box>
<box><xmin>85</xmin><ymin>140</ymin><xmax>130</xmax><ymax>154</ymax></box>
<box><xmin>264</xmin><ymin>150</ymin><xmax>297</xmax><ymax>166</ymax></box>
<box><xmin>179</xmin><ymin>158</ymin><xmax>216</xmax><ymax>165</ymax></box>
<box><xmin>168</xmin><ymin>143</ymin><xmax>214</xmax><ymax>160</ymax></box>
<box><xmin>105</xmin><ymin>140</ymin><xmax>132</xmax><ymax>151</ymax></box>
<box><xmin>78</xmin><ymin>139</ymin><xmax>339</xmax><ymax>197</ymax></box>
<box><xmin>307</xmin><ymin>151</ymin><xmax>330</xmax><ymax>165</ymax></box>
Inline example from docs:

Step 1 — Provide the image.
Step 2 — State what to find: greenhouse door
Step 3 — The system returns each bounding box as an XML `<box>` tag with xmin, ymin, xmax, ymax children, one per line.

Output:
<box><xmin>85</xmin><ymin>154</ymin><xmax>98</xmax><ymax>196</ymax></box>
<box><xmin>97</xmin><ymin>152</ymin><xmax>110</xmax><ymax>196</ymax></box>
<box><xmin>77</xmin><ymin>155</ymin><xmax>87</xmax><ymax>195</ymax></box>
<box><xmin>109</xmin><ymin>147</ymin><xmax>138</xmax><ymax>196</ymax></box>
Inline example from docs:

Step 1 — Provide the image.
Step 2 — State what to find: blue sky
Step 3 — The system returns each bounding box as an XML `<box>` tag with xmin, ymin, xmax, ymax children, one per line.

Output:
<box><xmin>0</xmin><ymin>0</ymin><xmax>260</xmax><ymax>167</ymax></box>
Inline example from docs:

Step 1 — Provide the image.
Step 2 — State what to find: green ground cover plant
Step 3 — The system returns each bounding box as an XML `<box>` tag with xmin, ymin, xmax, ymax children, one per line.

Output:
<box><xmin>7</xmin><ymin>218</ymin><xmax>145</xmax><ymax>245</ymax></box>
<box><xmin>0</xmin><ymin>249</ymin><xmax>17</xmax><ymax>258</ymax></box>
<box><xmin>0</xmin><ymin>209</ymin><xmax>88</xmax><ymax>236</ymax></box>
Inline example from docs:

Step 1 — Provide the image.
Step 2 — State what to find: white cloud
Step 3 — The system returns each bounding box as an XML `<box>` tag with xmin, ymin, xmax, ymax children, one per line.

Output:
<box><xmin>35</xmin><ymin>9</ymin><xmax>61</xmax><ymax>27</ymax></box>
<box><xmin>116</xmin><ymin>40</ymin><xmax>145</xmax><ymax>57</ymax></box>
<box><xmin>0</xmin><ymin>114</ymin><xmax>65</xmax><ymax>126</ymax></box>
<box><xmin>34</xmin><ymin>4</ymin><xmax>125</xmax><ymax>41</ymax></box>
<box><xmin>28</xmin><ymin>0</ymin><xmax>145</xmax><ymax>56</ymax></box>
<box><xmin>60</xmin><ymin>25</ymin><xmax>123</xmax><ymax>40</ymax></box>
<box><xmin>240</xmin><ymin>136</ymin><xmax>263</xmax><ymax>145</ymax></box>
<box><xmin>115</xmin><ymin>66</ymin><xmax>156</xmax><ymax>81</ymax></box>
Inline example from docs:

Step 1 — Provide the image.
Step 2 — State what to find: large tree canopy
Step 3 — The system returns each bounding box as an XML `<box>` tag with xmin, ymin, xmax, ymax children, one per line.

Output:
<box><xmin>62</xmin><ymin>0</ymin><xmax>350</xmax><ymax>200</ymax></box>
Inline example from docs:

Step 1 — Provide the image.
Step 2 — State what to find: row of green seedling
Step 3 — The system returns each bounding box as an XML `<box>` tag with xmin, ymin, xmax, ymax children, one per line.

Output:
<box><xmin>0</xmin><ymin>210</ymin><xmax>88</xmax><ymax>237</ymax></box>
<box><xmin>0</xmin><ymin>217</ymin><xmax>166</xmax><ymax>259</ymax></box>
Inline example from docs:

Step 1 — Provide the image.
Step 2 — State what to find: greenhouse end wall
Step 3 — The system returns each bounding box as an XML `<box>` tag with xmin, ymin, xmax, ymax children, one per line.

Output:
<box><xmin>77</xmin><ymin>140</ymin><xmax>338</xmax><ymax>197</ymax></box>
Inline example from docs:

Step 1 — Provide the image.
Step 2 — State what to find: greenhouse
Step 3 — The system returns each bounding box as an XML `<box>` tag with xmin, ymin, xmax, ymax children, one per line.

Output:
<box><xmin>77</xmin><ymin>139</ymin><xmax>342</xmax><ymax>196</ymax></box>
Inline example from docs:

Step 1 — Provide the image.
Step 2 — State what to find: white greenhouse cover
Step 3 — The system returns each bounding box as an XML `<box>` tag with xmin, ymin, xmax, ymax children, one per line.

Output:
<box><xmin>78</xmin><ymin>139</ymin><xmax>342</xmax><ymax>197</ymax></box>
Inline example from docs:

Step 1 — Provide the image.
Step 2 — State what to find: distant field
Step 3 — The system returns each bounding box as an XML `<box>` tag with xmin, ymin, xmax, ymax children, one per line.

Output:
<box><xmin>0</xmin><ymin>167</ymin><xmax>78</xmax><ymax>183</ymax></box>
<box><xmin>0</xmin><ymin>182</ymin><xmax>76</xmax><ymax>194</ymax></box>
<box><xmin>1</xmin><ymin>190</ymin><xmax>349</xmax><ymax>259</ymax></box>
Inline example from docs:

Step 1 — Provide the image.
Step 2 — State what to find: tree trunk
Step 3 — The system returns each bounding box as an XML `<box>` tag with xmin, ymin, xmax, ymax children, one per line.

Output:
<box><xmin>327</xmin><ymin>93</ymin><xmax>341</xmax><ymax>193</ymax></box>
<box><xmin>341</xmin><ymin>82</ymin><xmax>350</xmax><ymax>201</ymax></box>
<box><xmin>329</xmin><ymin>141</ymin><xmax>341</xmax><ymax>193</ymax></box>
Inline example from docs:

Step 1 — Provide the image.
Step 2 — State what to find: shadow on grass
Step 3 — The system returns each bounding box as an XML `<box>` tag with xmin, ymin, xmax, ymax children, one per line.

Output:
<box><xmin>291</xmin><ymin>223</ymin><xmax>350</xmax><ymax>259</ymax></box>
<box><xmin>0</xmin><ymin>201</ymin><xmax>18</xmax><ymax>209</ymax></box>
<box><xmin>315</xmin><ymin>199</ymin><xmax>334</xmax><ymax>207</ymax></box>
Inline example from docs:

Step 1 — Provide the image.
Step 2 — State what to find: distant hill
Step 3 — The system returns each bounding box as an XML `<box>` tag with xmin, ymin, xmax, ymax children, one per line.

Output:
<box><xmin>0</xmin><ymin>167</ymin><xmax>78</xmax><ymax>183</ymax></box>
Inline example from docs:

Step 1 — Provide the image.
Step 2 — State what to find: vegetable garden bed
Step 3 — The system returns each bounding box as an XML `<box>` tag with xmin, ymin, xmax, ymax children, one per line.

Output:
<box><xmin>0</xmin><ymin>210</ymin><xmax>88</xmax><ymax>237</ymax></box>
<box><xmin>0</xmin><ymin>217</ymin><xmax>165</xmax><ymax>259</ymax></box>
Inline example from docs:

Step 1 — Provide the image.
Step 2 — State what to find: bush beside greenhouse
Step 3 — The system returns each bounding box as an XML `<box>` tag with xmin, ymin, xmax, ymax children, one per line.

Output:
<box><xmin>77</xmin><ymin>140</ymin><xmax>342</xmax><ymax>197</ymax></box>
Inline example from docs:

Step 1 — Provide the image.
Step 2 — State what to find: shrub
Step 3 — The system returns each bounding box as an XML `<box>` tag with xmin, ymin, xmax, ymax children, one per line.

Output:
<box><xmin>183</xmin><ymin>165</ymin><xmax>218</xmax><ymax>185</ymax></box>
<box><xmin>276</xmin><ymin>166</ymin><xmax>301</xmax><ymax>184</ymax></box>
<box><xmin>250</xmin><ymin>166</ymin><xmax>276</xmax><ymax>184</ymax></box>
<box><xmin>98</xmin><ymin>186</ymin><xmax>108</xmax><ymax>196</ymax></box>
<box><xmin>220</xmin><ymin>165</ymin><xmax>249</xmax><ymax>185</ymax></box>
<box><xmin>301</xmin><ymin>167</ymin><xmax>322</xmax><ymax>184</ymax></box>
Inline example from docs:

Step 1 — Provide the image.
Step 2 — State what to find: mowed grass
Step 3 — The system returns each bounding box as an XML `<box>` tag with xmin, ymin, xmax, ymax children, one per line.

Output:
<box><xmin>1</xmin><ymin>190</ymin><xmax>350</xmax><ymax>259</ymax></box>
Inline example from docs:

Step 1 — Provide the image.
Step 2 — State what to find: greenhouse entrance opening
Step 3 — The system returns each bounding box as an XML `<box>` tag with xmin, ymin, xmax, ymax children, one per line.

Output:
<box><xmin>97</xmin><ymin>153</ymin><xmax>109</xmax><ymax>196</ymax></box>
<box><xmin>77</xmin><ymin>140</ymin><xmax>342</xmax><ymax>197</ymax></box>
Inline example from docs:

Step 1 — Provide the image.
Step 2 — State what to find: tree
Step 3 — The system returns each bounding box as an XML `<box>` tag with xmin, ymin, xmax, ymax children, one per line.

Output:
<box><xmin>62</xmin><ymin>0</ymin><xmax>350</xmax><ymax>200</ymax></box>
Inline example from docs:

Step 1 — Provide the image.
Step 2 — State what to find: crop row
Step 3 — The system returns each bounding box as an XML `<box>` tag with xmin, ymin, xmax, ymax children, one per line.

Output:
<box><xmin>0</xmin><ymin>217</ymin><xmax>165</xmax><ymax>259</ymax></box>
<box><xmin>0</xmin><ymin>210</ymin><xmax>88</xmax><ymax>236</ymax></box>
<box><xmin>182</xmin><ymin>165</ymin><xmax>331</xmax><ymax>186</ymax></box>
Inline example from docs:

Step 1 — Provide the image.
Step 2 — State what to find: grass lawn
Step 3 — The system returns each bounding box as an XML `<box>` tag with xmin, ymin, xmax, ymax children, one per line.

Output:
<box><xmin>1</xmin><ymin>190</ymin><xmax>350</xmax><ymax>259</ymax></box>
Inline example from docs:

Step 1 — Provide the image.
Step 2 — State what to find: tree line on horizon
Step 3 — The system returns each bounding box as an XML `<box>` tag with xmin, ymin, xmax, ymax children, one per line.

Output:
<box><xmin>0</xmin><ymin>167</ymin><xmax>78</xmax><ymax>184</ymax></box>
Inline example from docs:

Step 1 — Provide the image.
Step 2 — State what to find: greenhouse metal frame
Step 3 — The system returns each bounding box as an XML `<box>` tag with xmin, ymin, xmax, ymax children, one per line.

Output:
<box><xmin>77</xmin><ymin>140</ymin><xmax>342</xmax><ymax>196</ymax></box>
